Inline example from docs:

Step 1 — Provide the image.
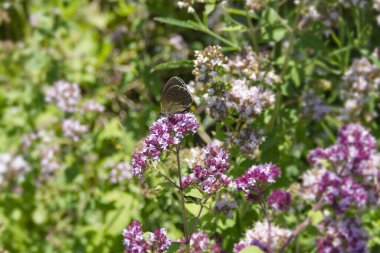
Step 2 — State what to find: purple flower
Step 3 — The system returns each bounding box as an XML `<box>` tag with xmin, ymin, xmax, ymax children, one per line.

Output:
<box><xmin>235</xmin><ymin>163</ymin><xmax>281</xmax><ymax>200</ymax></box>
<box><xmin>337</xmin><ymin>124</ymin><xmax>376</xmax><ymax>160</ymax></box>
<box><xmin>122</xmin><ymin>221</ymin><xmax>149</xmax><ymax>253</ymax></box>
<box><xmin>267</xmin><ymin>189</ymin><xmax>291</xmax><ymax>211</ymax></box>
<box><xmin>233</xmin><ymin>243</ymin><xmax>247</xmax><ymax>253</ymax></box>
<box><xmin>182</xmin><ymin>145</ymin><xmax>231</xmax><ymax>194</ymax></box>
<box><xmin>233</xmin><ymin>240</ymin><xmax>268</xmax><ymax>253</ymax></box>
<box><xmin>131</xmin><ymin>113</ymin><xmax>199</xmax><ymax>177</ymax></box>
<box><xmin>317</xmin><ymin>216</ymin><xmax>368</xmax><ymax>253</ymax></box>
<box><xmin>123</xmin><ymin>221</ymin><xmax>172</xmax><ymax>253</ymax></box>
<box><xmin>318</xmin><ymin>172</ymin><xmax>367</xmax><ymax>212</ymax></box>
<box><xmin>302</xmin><ymin>124</ymin><xmax>380</xmax><ymax>210</ymax></box>
<box><xmin>149</xmin><ymin>228</ymin><xmax>172</xmax><ymax>253</ymax></box>
<box><xmin>307</xmin><ymin>124</ymin><xmax>376</xmax><ymax>176</ymax></box>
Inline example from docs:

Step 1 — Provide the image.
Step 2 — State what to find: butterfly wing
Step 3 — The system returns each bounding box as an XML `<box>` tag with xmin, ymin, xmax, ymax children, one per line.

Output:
<box><xmin>162</xmin><ymin>76</ymin><xmax>187</xmax><ymax>98</ymax></box>
<box><xmin>161</xmin><ymin>84</ymin><xmax>193</xmax><ymax>114</ymax></box>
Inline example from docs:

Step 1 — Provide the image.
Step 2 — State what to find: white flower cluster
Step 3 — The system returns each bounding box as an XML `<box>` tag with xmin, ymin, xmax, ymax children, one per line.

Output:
<box><xmin>191</xmin><ymin>45</ymin><xmax>279</xmax><ymax>121</ymax></box>
<box><xmin>191</xmin><ymin>46</ymin><xmax>279</xmax><ymax>158</ymax></box>
<box><xmin>340</xmin><ymin>57</ymin><xmax>380</xmax><ymax>121</ymax></box>
<box><xmin>239</xmin><ymin>221</ymin><xmax>291</xmax><ymax>251</ymax></box>
<box><xmin>297</xmin><ymin>0</ymin><xmax>368</xmax><ymax>36</ymax></box>
<box><xmin>226</xmin><ymin>79</ymin><xmax>275</xmax><ymax>121</ymax></box>
<box><xmin>227</xmin><ymin>127</ymin><xmax>265</xmax><ymax>159</ymax></box>
<box><xmin>45</xmin><ymin>80</ymin><xmax>81</xmax><ymax>112</ymax></box>
<box><xmin>110</xmin><ymin>162</ymin><xmax>133</xmax><ymax>184</ymax></box>
<box><xmin>62</xmin><ymin>119</ymin><xmax>88</xmax><ymax>142</ymax></box>
<box><xmin>23</xmin><ymin>130</ymin><xmax>60</xmax><ymax>179</ymax></box>
<box><xmin>374</xmin><ymin>0</ymin><xmax>380</xmax><ymax>26</ymax></box>
<box><xmin>299</xmin><ymin>167</ymin><xmax>327</xmax><ymax>201</ymax></box>
<box><xmin>245</xmin><ymin>0</ymin><xmax>266</xmax><ymax>13</ymax></box>
<box><xmin>0</xmin><ymin>153</ymin><xmax>29</xmax><ymax>185</ymax></box>
<box><xmin>45</xmin><ymin>80</ymin><xmax>104</xmax><ymax>113</ymax></box>
<box><xmin>177</xmin><ymin>0</ymin><xmax>206</xmax><ymax>13</ymax></box>
<box><xmin>81</xmin><ymin>99</ymin><xmax>105</xmax><ymax>113</ymax></box>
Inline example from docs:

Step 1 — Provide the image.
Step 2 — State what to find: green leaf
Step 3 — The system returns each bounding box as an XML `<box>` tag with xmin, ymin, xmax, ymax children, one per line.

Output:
<box><xmin>154</xmin><ymin>17</ymin><xmax>201</xmax><ymax>30</ymax></box>
<box><xmin>151</xmin><ymin>60</ymin><xmax>193</xmax><ymax>72</ymax></box>
<box><xmin>309</xmin><ymin>210</ymin><xmax>324</xmax><ymax>225</ymax></box>
<box><xmin>186</xmin><ymin>188</ymin><xmax>203</xmax><ymax>199</ymax></box>
<box><xmin>103</xmin><ymin>191</ymin><xmax>139</xmax><ymax>235</ymax></box>
<box><xmin>300</xmin><ymin>31</ymin><xmax>325</xmax><ymax>50</ymax></box>
<box><xmin>290</xmin><ymin>66</ymin><xmax>301</xmax><ymax>87</ymax></box>
<box><xmin>185</xmin><ymin>203</ymin><xmax>201</xmax><ymax>217</ymax></box>
<box><xmin>32</xmin><ymin>206</ymin><xmax>47</xmax><ymax>225</ymax></box>
<box><xmin>239</xmin><ymin>246</ymin><xmax>265</xmax><ymax>253</ymax></box>
<box><xmin>204</xmin><ymin>3</ymin><xmax>215</xmax><ymax>16</ymax></box>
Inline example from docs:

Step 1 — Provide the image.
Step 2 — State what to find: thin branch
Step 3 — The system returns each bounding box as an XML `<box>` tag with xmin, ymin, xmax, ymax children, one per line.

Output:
<box><xmin>156</xmin><ymin>170</ymin><xmax>181</xmax><ymax>190</ymax></box>
<box><xmin>278</xmin><ymin>195</ymin><xmax>325</xmax><ymax>253</ymax></box>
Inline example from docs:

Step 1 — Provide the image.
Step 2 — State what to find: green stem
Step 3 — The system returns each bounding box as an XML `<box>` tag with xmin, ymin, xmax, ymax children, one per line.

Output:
<box><xmin>245</xmin><ymin>9</ymin><xmax>258</xmax><ymax>52</ymax></box>
<box><xmin>190</xmin><ymin>196</ymin><xmax>210</xmax><ymax>236</ymax></box>
<box><xmin>268</xmin><ymin>2</ymin><xmax>301</xmax><ymax>132</ymax></box>
<box><xmin>176</xmin><ymin>144</ymin><xmax>189</xmax><ymax>243</ymax></box>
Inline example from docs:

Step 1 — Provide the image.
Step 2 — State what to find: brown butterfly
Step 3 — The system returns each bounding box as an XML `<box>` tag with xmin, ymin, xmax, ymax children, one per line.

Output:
<box><xmin>161</xmin><ymin>76</ymin><xmax>193</xmax><ymax>115</ymax></box>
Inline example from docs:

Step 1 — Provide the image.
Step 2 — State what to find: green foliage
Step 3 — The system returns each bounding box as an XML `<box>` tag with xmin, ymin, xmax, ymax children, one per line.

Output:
<box><xmin>1</xmin><ymin>0</ymin><xmax>380</xmax><ymax>252</ymax></box>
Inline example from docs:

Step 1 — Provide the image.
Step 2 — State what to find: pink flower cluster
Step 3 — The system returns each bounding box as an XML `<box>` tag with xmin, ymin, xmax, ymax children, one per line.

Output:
<box><xmin>182</xmin><ymin>145</ymin><xmax>231</xmax><ymax>194</ymax></box>
<box><xmin>123</xmin><ymin>220</ymin><xmax>171</xmax><ymax>253</ymax></box>
<box><xmin>131</xmin><ymin>113</ymin><xmax>200</xmax><ymax>177</ymax></box>
<box><xmin>179</xmin><ymin>231</ymin><xmax>223</xmax><ymax>253</ymax></box>
<box><xmin>235</xmin><ymin>163</ymin><xmax>281</xmax><ymax>200</ymax></box>
<box><xmin>308</xmin><ymin>124</ymin><xmax>376</xmax><ymax>175</ymax></box>
<box><xmin>305</xmin><ymin>124</ymin><xmax>380</xmax><ymax>210</ymax></box>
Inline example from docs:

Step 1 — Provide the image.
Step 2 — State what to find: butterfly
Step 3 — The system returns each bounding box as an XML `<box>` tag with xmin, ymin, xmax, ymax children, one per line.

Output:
<box><xmin>161</xmin><ymin>76</ymin><xmax>193</xmax><ymax>116</ymax></box>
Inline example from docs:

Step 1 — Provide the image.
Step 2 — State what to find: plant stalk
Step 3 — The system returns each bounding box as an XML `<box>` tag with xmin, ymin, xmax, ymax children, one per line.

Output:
<box><xmin>176</xmin><ymin>144</ymin><xmax>189</xmax><ymax>243</ymax></box>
